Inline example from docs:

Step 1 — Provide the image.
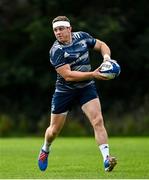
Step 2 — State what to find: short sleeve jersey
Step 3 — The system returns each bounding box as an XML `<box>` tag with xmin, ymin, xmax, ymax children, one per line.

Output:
<box><xmin>50</xmin><ymin>31</ymin><xmax>96</xmax><ymax>92</ymax></box>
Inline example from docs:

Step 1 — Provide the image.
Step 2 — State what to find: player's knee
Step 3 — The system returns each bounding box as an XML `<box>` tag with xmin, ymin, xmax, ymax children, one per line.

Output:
<box><xmin>92</xmin><ymin>115</ymin><xmax>104</xmax><ymax>129</ymax></box>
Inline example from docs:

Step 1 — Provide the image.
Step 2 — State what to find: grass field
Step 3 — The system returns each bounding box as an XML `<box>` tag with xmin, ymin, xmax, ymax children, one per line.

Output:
<box><xmin>0</xmin><ymin>137</ymin><xmax>149</xmax><ymax>179</ymax></box>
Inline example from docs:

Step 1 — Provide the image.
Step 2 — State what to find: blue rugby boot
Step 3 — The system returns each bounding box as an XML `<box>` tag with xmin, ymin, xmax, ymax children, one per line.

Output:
<box><xmin>38</xmin><ymin>149</ymin><xmax>49</xmax><ymax>171</ymax></box>
<box><xmin>104</xmin><ymin>156</ymin><xmax>117</xmax><ymax>172</ymax></box>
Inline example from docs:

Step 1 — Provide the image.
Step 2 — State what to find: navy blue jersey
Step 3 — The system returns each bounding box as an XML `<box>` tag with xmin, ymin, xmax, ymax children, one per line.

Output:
<box><xmin>50</xmin><ymin>31</ymin><xmax>96</xmax><ymax>92</ymax></box>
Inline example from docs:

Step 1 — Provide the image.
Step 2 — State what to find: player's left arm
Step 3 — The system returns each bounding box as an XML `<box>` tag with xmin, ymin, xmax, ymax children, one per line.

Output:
<box><xmin>93</xmin><ymin>39</ymin><xmax>111</xmax><ymax>61</ymax></box>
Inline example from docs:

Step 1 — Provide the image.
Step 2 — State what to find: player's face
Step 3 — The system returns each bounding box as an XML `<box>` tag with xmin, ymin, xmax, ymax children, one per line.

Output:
<box><xmin>53</xmin><ymin>26</ymin><xmax>72</xmax><ymax>44</ymax></box>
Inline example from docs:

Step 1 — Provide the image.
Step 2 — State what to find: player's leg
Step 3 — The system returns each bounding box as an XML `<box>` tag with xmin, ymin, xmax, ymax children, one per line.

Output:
<box><xmin>43</xmin><ymin>113</ymin><xmax>67</xmax><ymax>151</ymax></box>
<box><xmin>81</xmin><ymin>98</ymin><xmax>108</xmax><ymax>146</ymax></box>
<box><xmin>38</xmin><ymin>90</ymin><xmax>72</xmax><ymax>171</ymax></box>
<box><xmin>81</xmin><ymin>98</ymin><xmax>117</xmax><ymax>172</ymax></box>
<box><xmin>38</xmin><ymin>113</ymin><xmax>67</xmax><ymax>171</ymax></box>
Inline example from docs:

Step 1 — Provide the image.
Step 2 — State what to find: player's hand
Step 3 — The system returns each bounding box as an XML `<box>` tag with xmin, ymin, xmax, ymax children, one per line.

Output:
<box><xmin>93</xmin><ymin>67</ymin><xmax>109</xmax><ymax>80</ymax></box>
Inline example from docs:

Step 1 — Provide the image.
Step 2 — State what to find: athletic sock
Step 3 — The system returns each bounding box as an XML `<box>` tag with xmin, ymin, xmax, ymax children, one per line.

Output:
<box><xmin>42</xmin><ymin>140</ymin><xmax>51</xmax><ymax>153</ymax></box>
<box><xmin>99</xmin><ymin>144</ymin><xmax>109</xmax><ymax>162</ymax></box>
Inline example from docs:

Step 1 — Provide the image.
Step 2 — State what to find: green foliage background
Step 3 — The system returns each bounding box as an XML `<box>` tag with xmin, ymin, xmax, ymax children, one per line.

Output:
<box><xmin>0</xmin><ymin>0</ymin><xmax>149</xmax><ymax>136</ymax></box>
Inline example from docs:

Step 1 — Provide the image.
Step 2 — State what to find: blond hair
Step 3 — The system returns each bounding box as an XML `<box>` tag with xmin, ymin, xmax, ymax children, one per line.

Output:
<box><xmin>52</xmin><ymin>16</ymin><xmax>70</xmax><ymax>24</ymax></box>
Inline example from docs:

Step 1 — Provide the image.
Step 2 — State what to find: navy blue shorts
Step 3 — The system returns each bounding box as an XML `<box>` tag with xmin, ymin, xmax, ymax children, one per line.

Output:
<box><xmin>51</xmin><ymin>84</ymin><xmax>99</xmax><ymax>114</ymax></box>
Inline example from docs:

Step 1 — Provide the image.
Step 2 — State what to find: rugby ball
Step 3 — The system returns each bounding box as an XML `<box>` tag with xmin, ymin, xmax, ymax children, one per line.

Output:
<box><xmin>99</xmin><ymin>59</ymin><xmax>121</xmax><ymax>79</ymax></box>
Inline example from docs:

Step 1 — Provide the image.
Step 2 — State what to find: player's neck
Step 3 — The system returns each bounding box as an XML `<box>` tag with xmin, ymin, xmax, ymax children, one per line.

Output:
<box><xmin>62</xmin><ymin>34</ymin><xmax>72</xmax><ymax>45</ymax></box>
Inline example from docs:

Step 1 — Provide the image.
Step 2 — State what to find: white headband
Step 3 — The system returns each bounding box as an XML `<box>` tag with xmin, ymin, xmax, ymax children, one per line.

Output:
<box><xmin>53</xmin><ymin>21</ymin><xmax>70</xmax><ymax>29</ymax></box>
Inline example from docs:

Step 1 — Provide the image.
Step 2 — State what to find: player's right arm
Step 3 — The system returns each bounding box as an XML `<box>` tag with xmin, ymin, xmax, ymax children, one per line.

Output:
<box><xmin>50</xmin><ymin>43</ymin><xmax>108</xmax><ymax>81</ymax></box>
<box><xmin>56</xmin><ymin>64</ymin><xmax>108</xmax><ymax>81</ymax></box>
